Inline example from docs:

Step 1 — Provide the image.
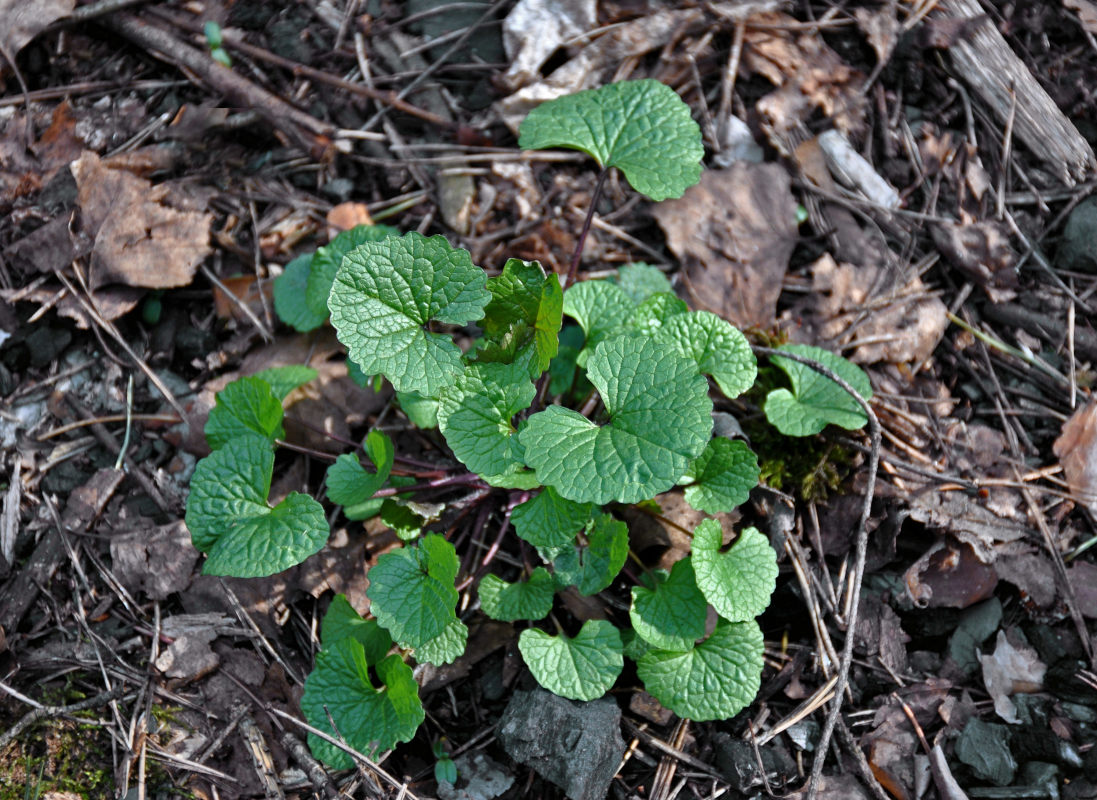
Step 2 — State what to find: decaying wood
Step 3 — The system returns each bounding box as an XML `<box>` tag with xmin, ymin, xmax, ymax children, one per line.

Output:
<box><xmin>931</xmin><ymin>0</ymin><xmax>1096</xmax><ymax>184</ymax></box>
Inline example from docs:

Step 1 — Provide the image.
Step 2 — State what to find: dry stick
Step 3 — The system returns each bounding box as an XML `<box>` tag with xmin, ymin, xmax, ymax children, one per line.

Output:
<box><xmin>146</xmin><ymin>7</ymin><xmax>453</xmax><ymax>131</ymax></box>
<box><xmin>361</xmin><ymin>0</ymin><xmax>511</xmax><ymax>132</ymax></box>
<box><xmin>0</xmin><ymin>685</ymin><xmax>128</xmax><ymax>750</ymax></box>
<box><xmin>751</xmin><ymin>347</ymin><xmax>881</xmax><ymax>800</ymax></box>
<box><xmin>101</xmin><ymin>13</ymin><xmax>336</xmax><ymax>157</ymax></box>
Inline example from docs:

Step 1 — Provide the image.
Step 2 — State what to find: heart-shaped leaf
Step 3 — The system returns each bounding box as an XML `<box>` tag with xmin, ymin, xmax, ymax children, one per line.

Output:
<box><xmin>655</xmin><ymin>311</ymin><xmax>757</xmax><ymax>399</ymax></box>
<box><xmin>562</xmin><ymin>280</ymin><xmax>634</xmax><ymax>367</ymax></box>
<box><xmin>691</xmin><ymin>521</ymin><xmax>777</xmax><ymax>623</ymax></box>
<box><xmin>204</xmin><ymin>377</ymin><xmax>284</xmax><ymax>451</ymax></box>
<box><xmin>274</xmin><ymin>253</ymin><xmax>327</xmax><ymax>332</ymax></box>
<box><xmin>764</xmin><ymin>344</ymin><xmax>872</xmax><ymax>436</ymax></box>
<box><xmin>680</xmin><ymin>438</ymin><xmax>759</xmax><ymax>514</ymax></box>
<box><xmin>301</xmin><ymin>641</ymin><xmax>423</xmax><ymax>767</ymax></box>
<box><xmin>510</xmin><ymin>486</ymin><xmax>596</xmax><ymax>557</ymax></box>
<box><xmin>552</xmin><ymin>513</ymin><xmax>629</xmax><ymax>596</ymax></box>
<box><xmin>252</xmin><ymin>365</ymin><xmax>318</xmax><ymax>400</ymax></box>
<box><xmin>366</xmin><ymin>534</ymin><xmax>459</xmax><ymax>648</ymax></box>
<box><xmin>186</xmin><ymin>436</ymin><xmax>328</xmax><ymax>577</ymax></box>
<box><xmin>637</xmin><ymin>619</ymin><xmax>764</xmax><ymax>721</ymax></box>
<box><xmin>612</xmin><ymin>262</ymin><xmax>672</xmax><ymax>303</ymax></box>
<box><xmin>304</xmin><ymin>223</ymin><xmax>400</xmax><ymax>325</ymax></box>
<box><xmin>326</xmin><ymin>430</ymin><xmax>395</xmax><ymax>520</ymax></box>
<box><xmin>320</xmin><ymin>594</ymin><xmax>392</xmax><ymax>665</ymax></box>
<box><xmin>479</xmin><ymin>568</ymin><xmax>555</xmax><ymax>622</ymax></box>
<box><xmin>328</xmin><ymin>232</ymin><xmax>491</xmax><ymax>395</ymax></box>
<box><xmin>518</xmin><ymin>620</ymin><xmax>624</xmax><ymax>701</ymax></box>
<box><xmin>438</xmin><ymin>361</ymin><xmax>535</xmax><ymax>478</ymax></box>
<box><xmin>520</xmin><ymin>334</ymin><xmax>713</xmax><ymax>504</ymax></box>
<box><xmin>476</xmin><ymin>258</ymin><xmax>563</xmax><ymax>377</ymax></box>
<box><xmin>629</xmin><ymin>557</ymin><xmax>707</xmax><ymax>651</ymax></box>
<box><xmin>519</xmin><ymin>80</ymin><xmax>704</xmax><ymax>201</ymax></box>
<box><xmin>414</xmin><ymin>618</ymin><xmax>468</xmax><ymax>666</ymax></box>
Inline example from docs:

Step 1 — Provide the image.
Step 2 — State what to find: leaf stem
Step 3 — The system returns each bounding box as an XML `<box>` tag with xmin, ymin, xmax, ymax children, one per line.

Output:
<box><xmin>563</xmin><ymin>167</ymin><xmax>610</xmax><ymax>291</ymax></box>
<box><xmin>373</xmin><ymin>472</ymin><xmax>487</xmax><ymax>497</ymax></box>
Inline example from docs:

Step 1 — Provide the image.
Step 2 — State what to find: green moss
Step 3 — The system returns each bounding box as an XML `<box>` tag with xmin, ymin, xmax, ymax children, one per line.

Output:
<box><xmin>0</xmin><ymin>719</ymin><xmax>114</xmax><ymax>800</ymax></box>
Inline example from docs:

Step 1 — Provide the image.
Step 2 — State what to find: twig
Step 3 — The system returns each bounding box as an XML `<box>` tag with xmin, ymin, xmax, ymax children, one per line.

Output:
<box><xmin>0</xmin><ymin>686</ymin><xmax>127</xmax><ymax>750</ymax></box>
<box><xmin>101</xmin><ymin>13</ymin><xmax>336</xmax><ymax>157</ymax></box>
<box><xmin>751</xmin><ymin>347</ymin><xmax>881</xmax><ymax>800</ymax></box>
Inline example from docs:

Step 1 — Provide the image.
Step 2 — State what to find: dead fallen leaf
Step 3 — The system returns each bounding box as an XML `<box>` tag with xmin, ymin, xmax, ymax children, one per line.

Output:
<box><xmin>854</xmin><ymin>4</ymin><xmax>901</xmax><ymax>65</ymax></box>
<box><xmin>905</xmin><ymin>538</ymin><xmax>998</xmax><ymax>609</ymax></box>
<box><xmin>930</xmin><ymin>221</ymin><xmax>1018</xmax><ymax>302</ymax></box>
<box><xmin>0</xmin><ymin>283</ymin><xmax>143</xmax><ymax>329</ymax></box>
<box><xmin>798</xmin><ymin>253</ymin><xmax>948</xmax><ymax>365</ymax></box>
<box><xmin>744</xmin><ymin>11</ymin><xmax>866</xmax><ymax>136</ymax></box>
<box><xmin>501</xmin><ymin>0</ymin><xmax>597</xmax><ymax>91</ymax></box>
<box><xmin>110</xmin><ymin>520</ymin><xmax>197</xmax><ymax>600</ymax></box>
<box><xmin>907</xmin><ymin>489</ymin><xmax>1030</xmax><ymax>563</ymax></box>
<box><xmin>497</xmin><ymin>8</ymin><xmax>705</xmax><ymax>131</ymax></box>
<box><xmin>326</xmin><ymin>201</ymin><xmax>374</xmax><ymax>237</ymax></box>
<box><xmin>652</xmin><ymin>163</ymin><xmax>798</xmax><ymax>329</ymax></box>
<box><xmin>70</xmin><ymin>151</ymin><xmax>212</xmax><ymax>290</ymax></box>
<box><xmin>994</xmin><ymin>551</ymin><xmax>1057</xmax><ymax>610</ymax></box>
<box><xmin>1067</xmin><ymin>561</ymin><xmax>1097</xmax><ymax>618</ymax></box>
<box><xmin>1054</xmin><ymin>399</ymin><xmax>1097</xmax><ymax>515</ymax></box>
<box><xmin>0</xmin><ymin>0</ymin><xmax>74</xmax><ymax>60</ymax></box>
<box><xmin>155</xmin><ymin>629</ymin><xmax>220</xmax><ymax>682</ymax></box>
<box><xmin>854</xmin><ymin>592</ymin><xmax>910</xmax><ymax>676</ymax></box>
<box><xmin>1064</xmin><ymin>0</ymin><xmax>1097</xmax><ymax>34</ymax></box>
<box><xmin>980</xmin><ymin>628</ymin><xmax>1046</xmax><ymax>723</ymax></box>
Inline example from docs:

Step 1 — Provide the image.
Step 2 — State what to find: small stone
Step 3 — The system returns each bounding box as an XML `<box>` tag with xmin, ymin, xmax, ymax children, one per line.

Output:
<box><xmin>497</xmin><ymin>686</ymin><xmax>625</xmax><ymax>800</ymax></box>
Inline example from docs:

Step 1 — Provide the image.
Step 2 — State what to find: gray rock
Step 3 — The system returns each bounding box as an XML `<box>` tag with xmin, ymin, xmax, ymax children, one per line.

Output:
<box><xmin>497</xmin><ymin>686</ymin><xmax>625</xmax><ymax>800</ymax></box>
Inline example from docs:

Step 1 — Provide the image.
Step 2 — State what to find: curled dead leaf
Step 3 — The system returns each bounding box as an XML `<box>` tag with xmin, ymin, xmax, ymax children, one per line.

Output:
<box><xmin>1054</xmin><ymin>399</ymin><xmax>1097</xmax><ymax>514</ymax></box>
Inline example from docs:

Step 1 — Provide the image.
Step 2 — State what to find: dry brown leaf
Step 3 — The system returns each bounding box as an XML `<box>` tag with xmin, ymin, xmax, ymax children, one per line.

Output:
<box><xmin>500</xmin><ymin>0</ymin><xmax>598</xmax><ymax>91</ymax></box>
<box><xmin>907</xmin><ymin>490</ymin><xmax>1030</xmax><ymax>563</ymax></box>
<box><xmin>70</xmin><ymin>151</ymin><xmax>212</xmax><ymax>290</ymax></box>
<box><xmin>0</xmin><ymin>284</ymin><xmax>142</xmax><ymax>328</ymax></box>
<box><xmin>800</xmin><ymin>254</ymin><xmax>948</xmax><ymax>365</ymax></box>
<box><xmin>1054</xmin><ymin>399</ymin><xmax>1097</xmax><ymax>514</ymax></box>
<box><xmin>652</xmin><ymin>163</ymin><xmax>797</xmax><ymax>329</ymax></box>
<box><xmin>854</xmin><ymin>4</ymin><xmax>901</xmax><ymax>64</ymax></box>
<box><xmin>1067</xmin><ymin>561</ymin><xmax>1097</xmax><ymax>618</ymax></box>
<box><xmin>0</xmin><ymin>0</ymin><xmax>74</xmax><ymax>60</ymax></box>
<box><xmin>1065</xmin><ymin>0</ymin><xmax>1097</xmax><ymax>34</ymax></box>
<box><xmin>110</xmin><ymin>520</ymin><xmax>197</xmax><ymax>600</ymax></box>
<box><xmin>930</xmin><ymin>221</ymin><xmax>1018</xmax><ymax>302</ymax></box>
<box><xmin>326</xmin><ymin>201</ymin><xmax>373</xmax><ymax>237</ymax></box>
<box><xmin>744</xmin><ymin>11</ymin><xmax>866</xmax><ymax>135</ymax></box>
<box><xmin>980</xmin><ymin>628</ymin><xmax>1046</xmax><ymax>723</ymax></box>
<box><xmin>904</xmin><ymin>539</ymin><xmax>998</xmax><ymax>609</ymax></box>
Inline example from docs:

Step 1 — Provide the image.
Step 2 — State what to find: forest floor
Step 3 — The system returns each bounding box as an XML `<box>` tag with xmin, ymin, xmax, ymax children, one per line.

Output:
<box><xmin>2</xmin><ymin>0</ymin><xmax>1097</xmax><ymax>798</ymax></box>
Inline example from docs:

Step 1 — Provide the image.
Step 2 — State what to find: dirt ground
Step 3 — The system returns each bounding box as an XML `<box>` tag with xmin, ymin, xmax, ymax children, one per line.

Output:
<box><xmin>3</xmin><ymin>0</ymin><xmax>1097</xmax><ymax>798</ymax></box>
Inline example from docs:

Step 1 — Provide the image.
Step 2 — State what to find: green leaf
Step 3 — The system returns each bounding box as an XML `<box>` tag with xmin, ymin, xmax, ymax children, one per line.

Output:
<box><xmin>414</xmin><ymin>618</ymin><xmax>468</xmax><ymax>666</ymax></box>
<box><xmin>612</xmin><ymin>263</ymin><xmax>672</xmax><ymax>303</ymax></box>
<box><xmin>625</xmin><ymin>292</ymin><xmax>689</xmax><ymax>336</ymax></box>
<box><xmin>305</xmin><ymin>223</ymin><xmax>400</xmax><ymax>325</ymax></box>
<box><xmin>655</xmin><ymin>311</ymin><xmax>757</xmax><ymax>399</ymax></box>
<box><xmin>520</xmin><ymin>335</ymin><xmax>713</xmax><ymax>504</ymax></box>
<box><xmin>518</xmin><ymin>80</ymin><xmax>704</xmax><ymax>202</ymax></box>
<box><xmin>302</xmin><ymin>641</ymin><xmax>424</xmax><ymax>767</ymax></box>
<box><xmin>518</xmin><ymin>620</ymin><xmax>624</xmax><ymax>701</ymax></box>
<box><xmin>328</xmin><ymin>232</ymin><xmax>491</xmax><ymax>395</ymax></box>
<box><xmin>397</xmin><ymin>390</ymin><xmax>440</xmax><ymax>429</ymax></box>
<box><xmin>764</xmin><ymin>344</ymin><xmax>872</xmax><ymax>436</ymax></box>
<box><xmin>252</xmin><ymin>365</ymin><xmax>318</xmax><ymax>401</ymax></box>
<box><xmin>326</xmin><ymin>431</ymin><xmax>394</xmax><ymax>520</ymax></box>
<box><xmin>366</xmin><ymin>534</ymin><xmax>459</xmax><ymax>648</ymax></box>
<box><xmin>274</xmin><ymin>253</ymin><xmax>328</xmax><ymax>332</ymax></box>
<box><xmin>552</xmin><ymin>513</ymin><xmax>629</xmax><ymax>596</ymax></box>
<box><xmin>476</xmin><ymin>259</ymin><xmax>563</xmax><ymax>378</ymax></box>
<box><xmin>511</xmin><ymin>487</ymin><xmax>595</xmax><ymax>556</ymax></box>
<box><xmin>379</xmin><ymin>499</ymin><xmax>426</xmax><ymax>542</ymax></box>
<box><xmin>479</xmin><ymin>567</ymin><xmax>555</xmax><ymax>621</ymax></box>
<box><xmin>320</xmin><ymin>595</ymin><xmax>393</xmax><ymax>665</ymax></box>
<box><xmin>204</xmin><ymin>377</ymin><xmax>285</xmax><ymax>451</ymax></box>
<box><xmin>636</xmin><ymin>619</ymin><xmax>764</xmax><ymax>721</ymax></box>
<box><xmin>482</xmin><ymin>469</ymin><xmax>541</xmax><ymax>490</ymax></box>
<box><xmin>691</xmin><ymin>521</ymin><xmax>777</xmax><ymax>623</ymax></box>
<box><xmin>548</xmin><ymin>324</ymin><xmax>585</xmax><ymax>395</ymax></box>
<box><xmin>186</xmin><ymin>436</ymin><xmax>328</xmax><ymax>577</ymax></box>
<box><xmin>621</xmin><ymin>628</ymin><xmax>654</xmax><ymax>661</ymax></box>
<box><xmin>681</xmin><ymin>439</ymin><xmax>759</xmax><ymax>514</ymax></box>
<box><xmin>562</xmin><ymin>280</ymin><xmax>634</xmax><ymax>366</ymax></box>
<box><xmin>438</xmin><ymin>362</ymin><xmax>535</xmax><ymax>478</ymax></box>
<box><xmin>629</xmin><ymin>558</ymin><xmax>707</xmax><ymax>651</ymax></box>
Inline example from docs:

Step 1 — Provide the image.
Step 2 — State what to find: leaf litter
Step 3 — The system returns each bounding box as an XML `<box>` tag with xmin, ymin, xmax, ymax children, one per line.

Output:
<box><xmin>2</xmin><ymin>1</ymin><xmax>1097</xmax><ymax>798</ymax></box>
